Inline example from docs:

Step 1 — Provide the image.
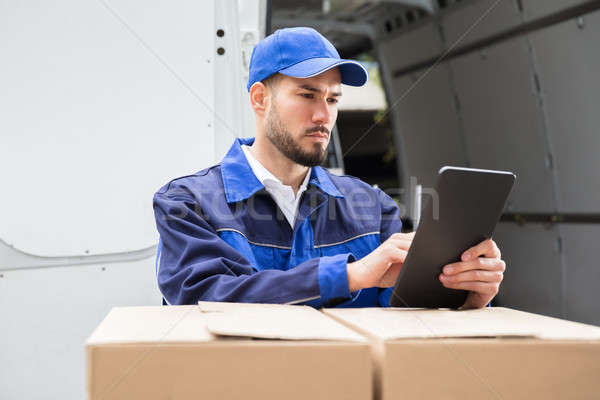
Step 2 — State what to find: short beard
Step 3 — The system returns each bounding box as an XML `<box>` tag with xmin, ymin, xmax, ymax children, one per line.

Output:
<box><xmin>265</xmin><ymin>103</ymin><xmax>328</xmax><ymax>167</ymax></box>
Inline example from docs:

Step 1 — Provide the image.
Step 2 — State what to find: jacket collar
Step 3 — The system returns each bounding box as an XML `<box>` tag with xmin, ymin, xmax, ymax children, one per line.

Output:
<box><xmin>220</xmin><ymin>137</ymin><xmax>343</xmax><ymax>203</ymax></box>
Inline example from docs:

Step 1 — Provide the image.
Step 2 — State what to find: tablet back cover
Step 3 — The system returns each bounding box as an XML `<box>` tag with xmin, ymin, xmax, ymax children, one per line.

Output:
<box><xmin>390</xmin><ymin>167</ymin><xmax>515</xmax><ymax>308</ymax></box>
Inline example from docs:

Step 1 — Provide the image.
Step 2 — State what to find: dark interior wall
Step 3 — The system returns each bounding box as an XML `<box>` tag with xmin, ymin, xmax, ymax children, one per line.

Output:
<box><xmin>336</xmin><ymin>110</ymin><xmax>399</xmax><ymax>190</ymax></box>
<box><xmin>376</xmin><ymin>0</ymin><xmax>600</xmax><ymax>325</ymax></box>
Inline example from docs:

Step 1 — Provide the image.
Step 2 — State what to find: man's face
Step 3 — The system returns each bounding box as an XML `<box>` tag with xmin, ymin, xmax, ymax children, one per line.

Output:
<box><xmin>264</xmin><ymin>68</ymin><xmax>341</xmax><ymax>167</ymax></box>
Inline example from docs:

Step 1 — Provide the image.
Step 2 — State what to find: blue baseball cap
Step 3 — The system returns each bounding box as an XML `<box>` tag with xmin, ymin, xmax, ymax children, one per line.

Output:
<box><xmin>247</xmin><ymin>27</ymin><xmax>368</xmax><ymax>91</ymax></box>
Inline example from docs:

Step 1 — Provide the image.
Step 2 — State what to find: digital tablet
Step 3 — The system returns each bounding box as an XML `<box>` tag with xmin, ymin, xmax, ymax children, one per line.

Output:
<box><xmin>389</xmin><ymin>166</ymin><xmax>516</xmax><ymax>309</ymax></box>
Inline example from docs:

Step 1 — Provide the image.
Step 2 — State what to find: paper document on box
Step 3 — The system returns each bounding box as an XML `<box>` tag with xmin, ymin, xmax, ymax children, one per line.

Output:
<box><xmin>199</xmin><ymin>301</ymin><xmax>365</xmax><ymax>341</ymax></box>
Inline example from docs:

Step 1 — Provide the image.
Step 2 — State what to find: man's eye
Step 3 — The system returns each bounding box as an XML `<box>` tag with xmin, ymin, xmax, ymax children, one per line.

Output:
<box><xmin>300</xmin><ymin>93</ymin><xmax>313</xmax><ymax>99</ymax></box>
<box><xmin>327</xmin><ymin>98</ymin><xmax>338</xmax><ymax>104</ymax></box>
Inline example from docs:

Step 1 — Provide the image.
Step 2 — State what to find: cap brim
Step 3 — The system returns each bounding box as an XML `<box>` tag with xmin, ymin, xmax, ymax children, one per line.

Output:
<box><xmin>279</xmin><ymin>57</ymin><xmax>368</xmax><ymax>87</ymax></box>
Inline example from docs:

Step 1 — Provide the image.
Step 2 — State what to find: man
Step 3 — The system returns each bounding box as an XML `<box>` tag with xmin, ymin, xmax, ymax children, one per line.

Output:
<box><xmin>153</xmin><ymin>27</ymin><xmax>505</xmax><ymax>308</ymax></box>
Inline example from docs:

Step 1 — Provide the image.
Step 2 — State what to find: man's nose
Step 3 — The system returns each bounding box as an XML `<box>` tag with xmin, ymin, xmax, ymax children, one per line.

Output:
<box><xmin>311</xmin><ymin>99</ymin><xmax>333</xmax><ymax>125</ymax></box>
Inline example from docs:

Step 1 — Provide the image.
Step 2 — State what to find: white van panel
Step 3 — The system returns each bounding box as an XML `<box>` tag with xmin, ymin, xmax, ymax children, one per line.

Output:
<box><xmin>0</xmin><ymin>0</ymin><xmax>217</xmax><ymax>257</ymax></box>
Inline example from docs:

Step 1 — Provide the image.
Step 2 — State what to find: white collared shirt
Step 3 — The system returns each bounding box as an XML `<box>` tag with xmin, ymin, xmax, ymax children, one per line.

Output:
<box><xmin>241</xmin><ymin>144</ymin><xmax>311</xmax><ymax>228</ymax></box>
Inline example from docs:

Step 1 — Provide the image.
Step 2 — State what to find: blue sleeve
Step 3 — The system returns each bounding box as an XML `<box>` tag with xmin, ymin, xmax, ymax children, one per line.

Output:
<box><xmin>153</xmin><ymin>187</ymin><xmax>353</xmax><ymax>308</ymax></box>
<box><xmin>317</xmin><ymin>253</ymin><xmax>357</xmax><ymax>304</ymax></box>
<box><xmin>376</xmin><ymin>188</ymin><xmax>404</xmax><ymax>307</ymax></box>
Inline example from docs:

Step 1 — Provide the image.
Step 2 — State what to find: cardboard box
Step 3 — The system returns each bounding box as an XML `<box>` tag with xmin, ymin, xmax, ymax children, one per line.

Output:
<box><xmin>323</xmin><ymin>307</ymin><xmax>600</xmax><ymax>400</ymax></box>
<box><xmin>86</xmin><ymin>302</ymin><xmax>371</xmax><ymax>400</ymax></box>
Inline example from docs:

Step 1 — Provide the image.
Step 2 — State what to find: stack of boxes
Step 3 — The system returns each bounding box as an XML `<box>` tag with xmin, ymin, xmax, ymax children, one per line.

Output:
<box><xmin>87</xmin><ymin>303</ymin><xmax>600</xmax><ymax>399</ymax></box>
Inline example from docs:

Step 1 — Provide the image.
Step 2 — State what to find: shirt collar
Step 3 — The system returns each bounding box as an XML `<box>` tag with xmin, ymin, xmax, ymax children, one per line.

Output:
<box><xmin>241</xmin><ymin>144</ymin><xmax>311</xmax><ymax>193</ymax></box>
<box><xmin>240</xmin><ymin>144</ymin><xmax>290</xmax><ymax>187</ymax></box>
<box><xmin>220</xmin><ymin>137</ymin><xmax>343</xmax><ymax>203</ymax></box>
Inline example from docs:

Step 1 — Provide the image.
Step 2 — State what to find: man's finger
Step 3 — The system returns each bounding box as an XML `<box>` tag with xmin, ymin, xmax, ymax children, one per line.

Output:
<box><xmin>443</xmin><ymin>258</ymin><xmax>506</xmax><ymax>275</ymax></box>
<box><xmin>386</xmin><ymin>239</ymin><xmax>413</xmax><ymax>251</ymax></box>
<box><xmin>461</xmin><ymin>239</ymin><xmax>500</xmax><ymax>261</ymax></box>
<box><xmin>389</xmin><ymin>232</ymin><xmax>416</xmax><ymax>241</ymax></box>
<box><xmin>389</xmin><ymin>248</ymin><xmax>408</xmax><ymax>264</ymax></box>
<box><xmin>439</xmin><ymin>279</ymin><xmax>499</xmax><ymax>295</ymax></box>
<box><xmin>440</xmin><ymin>269</ymin><xmax>503</xmax><ymax>284</ymax></box>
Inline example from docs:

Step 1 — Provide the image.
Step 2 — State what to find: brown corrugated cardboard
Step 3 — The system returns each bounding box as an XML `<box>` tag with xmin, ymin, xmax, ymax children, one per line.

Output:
<box><xmin>198</xmin><ymin>301</ymin><xmax>366</xmax><ymax>340</ymax></box>
<box><xmin>324</xmin><ymin>306</ymin><xmax>600</xmax><ymax>400</ymax></box>
<box><xmin>86</xmin><ymin>303</ymin><xmax>370</xmax><ymax>400</ymax></box>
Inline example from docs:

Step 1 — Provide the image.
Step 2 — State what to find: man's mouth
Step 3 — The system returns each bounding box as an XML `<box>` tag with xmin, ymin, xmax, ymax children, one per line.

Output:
<box><xmin>306</xmin><ymin>132</ymin><xmax>328</xmax><ymax>139</ymax></box>
<box><xmin>305</xmin><ymin>132</ymin><xmax>329</xmax><ymax>143</ymax></box>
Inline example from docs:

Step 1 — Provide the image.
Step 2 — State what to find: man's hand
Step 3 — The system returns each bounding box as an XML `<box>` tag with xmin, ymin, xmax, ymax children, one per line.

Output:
<box><xmin>347</xmin><ymin>232</ymin><xmax>415</xmax><ymax>292</ymax></box>
<box><xmin>439</xmin><ymin>239</ymin><xmax>506</xmax><ymax>309</ymax></box>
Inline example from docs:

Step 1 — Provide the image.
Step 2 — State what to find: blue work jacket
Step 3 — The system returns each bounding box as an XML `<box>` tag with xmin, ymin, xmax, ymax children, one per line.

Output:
<box><xmin>153</xmin><ymin>137</ymin><xmax>403</xmax><ymax>308</ymax></box>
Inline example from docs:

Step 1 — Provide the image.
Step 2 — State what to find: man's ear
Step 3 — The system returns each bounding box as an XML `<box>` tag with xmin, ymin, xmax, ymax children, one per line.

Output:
<box><xmin>249</xmin><ymin>82</ymin><xmax>269</xmax><ymax>117</ymax></box>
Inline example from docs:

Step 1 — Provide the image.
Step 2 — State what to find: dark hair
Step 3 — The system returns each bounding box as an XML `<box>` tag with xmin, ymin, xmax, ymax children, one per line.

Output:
<box><xmin>261</xmin><ymin>73</ymin><xmax>284</xmax><ymax>92</ymax></box>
